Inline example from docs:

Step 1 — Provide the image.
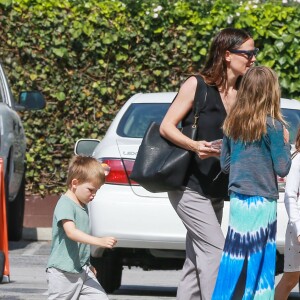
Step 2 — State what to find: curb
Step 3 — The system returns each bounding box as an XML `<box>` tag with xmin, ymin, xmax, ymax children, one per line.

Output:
<box><xmin>23</xmin><ymin>227</ymin><xmax>52</xmax><ymax>241</ymax></box>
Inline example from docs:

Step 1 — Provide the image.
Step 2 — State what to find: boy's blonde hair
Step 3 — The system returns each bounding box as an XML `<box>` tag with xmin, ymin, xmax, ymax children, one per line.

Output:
<box><xmin>223</xmin><ymin>66</ymin><xmax>286</xmax><ymax>142</ymax></box>
<box><xmin>66</xmin><ymin>155</ymin><xmax>105</xmax><ymax>187</ymax></box>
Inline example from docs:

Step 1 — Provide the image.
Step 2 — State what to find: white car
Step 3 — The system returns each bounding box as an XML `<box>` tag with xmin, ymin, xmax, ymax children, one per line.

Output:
<box><xmin>75</xmin><ymin>93</ymin><xmax>300</xmax><ymax>293</ymax></box>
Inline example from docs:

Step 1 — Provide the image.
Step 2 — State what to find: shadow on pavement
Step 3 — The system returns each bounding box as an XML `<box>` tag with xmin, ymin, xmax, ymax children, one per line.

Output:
<box><xmin>8</xmin><ymin>241</ymin><xmax>32</xmax><ymax>251</ymax></box>
<box><xmin>113</xmin><ymin>286</ymin><xmax>300</xmax><ymax>299</ymax></box>
<box><xmin>113</xmin><ymin>285</ymin><xmax>177</xmax><ymax>297</ymax></box>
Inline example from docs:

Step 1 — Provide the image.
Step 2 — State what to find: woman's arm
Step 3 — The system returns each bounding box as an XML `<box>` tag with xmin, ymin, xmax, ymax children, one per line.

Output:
<box><xmin>160</xmin><ymin>76</ymin><xmax>219</xmax><ymax>159</ymax></box>
<box><xmin>62</xmin><ymin>220</ymin><xmax>117</xmax><ymax>249</ymax></box>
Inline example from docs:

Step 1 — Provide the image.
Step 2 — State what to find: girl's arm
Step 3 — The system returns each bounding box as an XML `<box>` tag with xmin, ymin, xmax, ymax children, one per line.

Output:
<box><xmin>220</xmin><ymin>135</ymin><xmax>230</xmax><ymax>174</ymax></box>
<box><xmin>62</xmin><ymin>220</ymin><xmax>117</xmax><ymax>249</ymax></box>
<box><xmin>268</xmin><ymin>120</ymin><xmax>291</xmax><ymax>177</ymax></box>
<box><xmin>284</xmin><ymin>153</ymin><xmax>300</xmax><ymax>238</ymax></box>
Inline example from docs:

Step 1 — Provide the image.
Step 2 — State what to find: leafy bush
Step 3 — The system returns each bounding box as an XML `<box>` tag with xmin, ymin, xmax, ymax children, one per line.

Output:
<box><xmin>0</xmin><ymin>0</ymin><xmax>299</xmax><ymax>195</ymax></box>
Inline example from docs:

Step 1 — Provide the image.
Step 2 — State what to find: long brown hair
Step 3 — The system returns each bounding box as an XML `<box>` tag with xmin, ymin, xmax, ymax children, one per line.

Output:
<box><xmin>201</xmin><ymin>28</ymin><xmax>252</xmax><ymax>89</ymax></box>
<box><xmin>223</xmin><ymin>66</ymin><xmax>286</xmax><ymax>142</ymax></box>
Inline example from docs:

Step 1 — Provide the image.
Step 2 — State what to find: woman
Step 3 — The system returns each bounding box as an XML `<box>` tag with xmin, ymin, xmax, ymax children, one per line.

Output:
<box><xmin>275</xmin><ymin>127</ymin><xmax>300</xmax><ymax>300</ymax></box>
<box><xmin>159</xmin><ymin>28</ymin><xmax>258</xmax><ymax>300</ymax></box>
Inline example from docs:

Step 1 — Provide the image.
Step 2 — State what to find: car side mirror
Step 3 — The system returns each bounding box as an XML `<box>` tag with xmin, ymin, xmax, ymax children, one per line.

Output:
<box><xmin>17</xmin><ymin>91</ymin><xmax>46</xmax><ymax>110</ymax></box>
<box><xmin>74</xmin><ymin>139</ymin><xmax>100</xmax><ymax>156</ymax></box>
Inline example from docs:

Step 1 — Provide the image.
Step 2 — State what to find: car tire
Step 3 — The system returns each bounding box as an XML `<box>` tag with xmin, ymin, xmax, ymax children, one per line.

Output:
<box><xmin>91</xmin><ymin>251</ymin><xmax>123</xmax><ymax>293</ymax></box>
<box><xmin>0</xmin><ymin>251</ymin><xmax>5</xmax><ymax>283</ymax></box>
<box><xmin>7</xmin><ymin>173</ymin><xmax>25</xmax><ymax>241</ymax></box>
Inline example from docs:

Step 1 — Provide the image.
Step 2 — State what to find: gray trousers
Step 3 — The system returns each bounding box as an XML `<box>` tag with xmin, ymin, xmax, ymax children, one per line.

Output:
<box><xmin>47</xmin><ymin>265</ymin><xmax>108</xmax><ymax>300</ymax></box>
<box><xmin>168</xmin><ymin>188</ymin><xmax>225</xmax><ymax>300</ymax></box>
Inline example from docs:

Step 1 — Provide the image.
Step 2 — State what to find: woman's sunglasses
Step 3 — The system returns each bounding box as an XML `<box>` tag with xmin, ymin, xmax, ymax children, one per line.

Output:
<box><xmin>229</xmin><ymin>48</ymin><xmax>259</xmax><ymax>60</ymax></box>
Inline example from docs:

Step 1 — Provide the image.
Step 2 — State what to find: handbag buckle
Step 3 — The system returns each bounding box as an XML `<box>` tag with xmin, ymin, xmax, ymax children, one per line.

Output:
<box><xmin>192</xmin><ymin>115</ymin><xmax>199</xmax><ymax>128</ymax></box>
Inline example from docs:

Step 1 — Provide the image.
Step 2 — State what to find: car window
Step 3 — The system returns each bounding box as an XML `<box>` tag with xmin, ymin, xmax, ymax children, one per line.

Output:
<box><xmin>282</xmin><ymin>108</ymin><xmax>300</xmax><ymax>144</ymax></box>
<box><xmin>117</xmin><ymin>103</ymin><xmax>170</xmax><ymax>138</ymax></box>
<box><xmin>117</xmin><ymin>104</ymin><xmax>300</xmax><ymax>142</ymax></box>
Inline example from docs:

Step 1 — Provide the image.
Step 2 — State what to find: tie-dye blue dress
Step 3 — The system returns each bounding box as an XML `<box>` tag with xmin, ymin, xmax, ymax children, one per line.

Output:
<box><xmin>212</xmin><ymin>117</ymin><xmax>291</xmax><ymax>300</ymax></box>
<box><xmin>212</xmin><ymin>192</ymin><xmax>277</xmax><ymax>299</ymax></box>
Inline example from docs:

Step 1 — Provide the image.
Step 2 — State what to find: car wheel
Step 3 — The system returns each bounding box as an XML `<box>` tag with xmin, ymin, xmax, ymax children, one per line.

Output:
<box><xmin>91</xmin><ymin>251</ymin><xmax>123</xmax><ymax>293</ymax></box>
<box><xmin>7</xmin><ymin>173</ymin><xmax>25</xmax><ymax>241</ymax></box>
<box><xmin>0</xmin><ymin>251</ymin><xmax>5</xmax><ymax>283</ymax></box>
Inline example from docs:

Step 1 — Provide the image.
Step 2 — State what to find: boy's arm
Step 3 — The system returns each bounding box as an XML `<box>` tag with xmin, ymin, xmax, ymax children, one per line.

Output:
<box><xmin>62</xmin><ymin>220</ymin><xmax>117</xmax><ymax>249</ymax></box>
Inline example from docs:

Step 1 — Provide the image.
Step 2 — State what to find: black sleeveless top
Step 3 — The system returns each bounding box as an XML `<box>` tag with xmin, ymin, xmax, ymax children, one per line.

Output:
<box><xmin>182</xmin><ymin>83</ymin><xmax>228</xmax><ymax>198</ymax></box>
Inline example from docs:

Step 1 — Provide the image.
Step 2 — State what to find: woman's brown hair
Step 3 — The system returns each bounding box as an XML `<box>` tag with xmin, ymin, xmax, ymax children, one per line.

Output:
<box><xmin>201</xmin><ymin>27</ymin><xmax>252</xmax><ymax>89</ymax></box>
<box><xmin>223</xmin><ymin>66</ymin><xmax>286</xmax><ymax>142</ymax></box>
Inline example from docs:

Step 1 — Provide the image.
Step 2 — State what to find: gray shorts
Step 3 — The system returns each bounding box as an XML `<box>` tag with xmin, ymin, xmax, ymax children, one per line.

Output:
<box><xmin>46</xmin><ymin>265</ymin><xmax>109</xmax><ymax>300</ymax></box>
<box><xmin>284</xmin><ymin>222</ymin><xmax>300</xmax><ymax>272</ymax></box>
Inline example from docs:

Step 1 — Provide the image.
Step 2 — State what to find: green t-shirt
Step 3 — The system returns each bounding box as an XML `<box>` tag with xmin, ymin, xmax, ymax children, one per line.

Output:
<box><xmin>47</xmin><ymin>195</ymin><xmax>90</xmax><ymax>273</ymax></box>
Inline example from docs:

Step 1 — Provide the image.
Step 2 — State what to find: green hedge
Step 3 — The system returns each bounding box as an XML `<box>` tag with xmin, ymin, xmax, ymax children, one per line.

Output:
<box><xmin>0</xmin><ymin>0</ymin><xmax>299</xmax><ymax>195</ymax></box>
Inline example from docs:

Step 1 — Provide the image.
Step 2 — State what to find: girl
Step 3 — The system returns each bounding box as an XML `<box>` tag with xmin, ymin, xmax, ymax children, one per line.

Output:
<box><xmin>212</xmin><ymin>66</ymin><xmax>291</xmax><ymax>299</ymax></box>
<box><xmin>275</xmin><ymin>127</ymin><xmax>300</xmax><ymax>300</ymax></box>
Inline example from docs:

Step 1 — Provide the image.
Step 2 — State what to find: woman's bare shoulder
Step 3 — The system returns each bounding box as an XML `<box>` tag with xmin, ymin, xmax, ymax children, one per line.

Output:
<box><xmin>177</xmin><ymin>75</ymin><xmax>199</xmax><ymax>99</ymax></box>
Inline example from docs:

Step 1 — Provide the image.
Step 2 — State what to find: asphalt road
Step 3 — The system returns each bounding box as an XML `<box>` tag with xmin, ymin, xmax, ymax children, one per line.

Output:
<box><xmin>1</xmin><ymin>241</ymin><xmax>300</xmax><ymax>300</ymax></box>
<box><xmin>0</xmin><ymin>241</ymin><xmax>179</xmax><ymax>300</ymax></box>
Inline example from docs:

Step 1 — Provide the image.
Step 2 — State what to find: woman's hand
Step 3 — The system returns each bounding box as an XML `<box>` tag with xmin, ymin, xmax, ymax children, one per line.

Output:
<box><xmin>196</xmin><ymin>141</ymin><xmax>221</xmax><ymax>159</ymax></box>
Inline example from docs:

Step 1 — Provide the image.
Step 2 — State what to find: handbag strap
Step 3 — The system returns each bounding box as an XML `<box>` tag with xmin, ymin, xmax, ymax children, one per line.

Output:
<box><xmin>192</xmin><ymin>75</ymin><xmax>207</xmax><ymax>128</ymax></box>
<box><xmin>171</xmin><ymin>75</ymin><xmax>207</xmax><ymax>128</ymax></box>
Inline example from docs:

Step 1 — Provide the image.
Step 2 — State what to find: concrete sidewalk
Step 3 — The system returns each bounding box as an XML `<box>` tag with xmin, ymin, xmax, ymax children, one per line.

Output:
<box><xmin>23</xmin><ymin>195</ymin><xmax>59</xmax><ymax>241</ymax></box>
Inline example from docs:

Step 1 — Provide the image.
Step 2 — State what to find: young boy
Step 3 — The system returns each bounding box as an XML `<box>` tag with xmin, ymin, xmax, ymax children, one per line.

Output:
<box><xmin>46</xmin><ymin>155</ymin><xmax>117</xmax><ymax>300</ymax></box>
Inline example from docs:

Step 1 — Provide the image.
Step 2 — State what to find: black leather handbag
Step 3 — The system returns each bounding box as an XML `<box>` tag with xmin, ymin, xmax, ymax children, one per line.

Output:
<box><xmin>130</xmin><ymin>75</ymin><xmax>207</xmax><ymax>193</ymax></box>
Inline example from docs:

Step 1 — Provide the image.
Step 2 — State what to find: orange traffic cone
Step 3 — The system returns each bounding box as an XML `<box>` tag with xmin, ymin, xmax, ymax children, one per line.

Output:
<box><xmin>0</xmin><ymin>157</ymin><xmax>10</xmax><ymax>283</ymax></box>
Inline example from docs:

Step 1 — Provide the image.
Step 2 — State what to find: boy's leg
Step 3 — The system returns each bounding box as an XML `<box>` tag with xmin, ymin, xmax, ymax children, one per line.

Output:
<box><xmin>46</xmin><ymin>267</ymin><xmax>82</xmax><ymax>300</ymax></box>
<box><xmin>79</xmin><ymin>265</ymin><xmax>109</xmax><ymax>300</ymax></box>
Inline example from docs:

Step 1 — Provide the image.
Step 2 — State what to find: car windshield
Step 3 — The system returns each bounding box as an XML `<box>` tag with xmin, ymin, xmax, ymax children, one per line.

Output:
<box><xmin>117</xmin><ymin>103</ymin><xmax>170</xmax><ymax>138</ymax></box>
<box><xmin>282</xmin><ymin>108</ymin><xmax>300</xmax><ymax>144</ymax></box>
<box><xmin>117</xmin><ymin>104</ymin><xmax>300</xmax><ymax>143</ymax></box>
